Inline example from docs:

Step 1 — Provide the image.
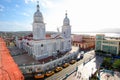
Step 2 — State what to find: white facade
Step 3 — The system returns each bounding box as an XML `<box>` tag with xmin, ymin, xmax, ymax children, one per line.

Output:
<box><xmin>62</xmin><ymin>13</ymin><xmax>71</xmax><ymax>38</ymax></box>
<box><xmin>33</xmin><ymin>23</ymin><xmax>45</xmax><ymax>40</ymax></box>
<box><xmin>16</xmin><ymin>3</ymin><xmax>72</xmax><ymax>60</ymax></box>
<box><xmin>33</xmin><ymin>3</ymin><xmax>45</xmax><ymax>40</ymax></box>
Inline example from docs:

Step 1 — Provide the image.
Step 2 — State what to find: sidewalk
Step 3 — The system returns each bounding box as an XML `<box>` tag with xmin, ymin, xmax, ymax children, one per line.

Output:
<box><xmin>66</xmin><ymin>56</ymin><xmax>103</xmax><ymax>80</ymax></box>
<box><xmin>100</xmin><ymin>71</ymin><xmax>120</xmax><ymax>80</ymax></box>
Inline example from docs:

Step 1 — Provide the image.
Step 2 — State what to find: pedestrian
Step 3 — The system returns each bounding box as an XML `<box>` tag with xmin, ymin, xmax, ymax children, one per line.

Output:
<box><xmin>74</xmin><ymin>72</ymin><xmax>77</xmax><ymax>76</ymax></box>
<box><xmin>78</xmin><ymin>75</ymin><xmax>81</xmax><ymax>79</ymax></box>
<box><xmin>79</xmin><ymin>71</ymin><xmax>81</xmax><ymax>75</ymax></box>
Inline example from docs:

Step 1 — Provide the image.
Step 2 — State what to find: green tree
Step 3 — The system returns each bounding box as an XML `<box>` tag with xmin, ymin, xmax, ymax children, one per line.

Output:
<box><xmin>118</xmin><ymin>52</ymin><xmax>120</xmax><ymax>56</ymax></box>
<box><xmin>102</xmin><ymin>58</ymin><xmax>112</xmax><ymax>69</ymax></box>
<box><xmin>112</xmin><ymin>59</ymin><xmax>120</xmax><ymax>71</ymax></box>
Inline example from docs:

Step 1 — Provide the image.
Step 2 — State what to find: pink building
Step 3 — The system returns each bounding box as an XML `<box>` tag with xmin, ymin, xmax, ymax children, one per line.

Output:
<box><xmin>72</xmin><ymin>35</ymin><xmax>95</xmax><ymax>50</ymax></box>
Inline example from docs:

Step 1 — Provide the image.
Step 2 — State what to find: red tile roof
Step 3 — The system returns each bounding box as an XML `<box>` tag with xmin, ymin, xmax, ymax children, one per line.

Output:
<box><xmin>0</xmin><ymin>38</ymin><xmax>24</xmax><ymax>80</ymax></box>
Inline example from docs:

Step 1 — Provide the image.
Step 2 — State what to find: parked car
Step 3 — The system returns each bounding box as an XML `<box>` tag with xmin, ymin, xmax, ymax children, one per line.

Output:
<box><xmin>45</xmin><ymin>71</ymin><xmax>54</xmax><ymax>77</ymax></box>
<box><xmin>55</xmin><ymin>67</ymin><xmax>63</xmax><ymax>72</ymax></box>
<box><xmin>34</xmin><ymin>73</ymin><xmax>44</xmax><ymax>79</ymax></box>
<box><xmin>77</xmin><ymin>53</ymin><xmax>84</xmax><ymax>61</ymax></box>
<box><xmin>63</xmin><ymin>63</ymin><xmax>70</xmax><ymax>68</ymax></box>
<box><xmin>70</xmin><ymin>60</ymin><xmax>76</xmax><ymax>64</ymax></box>
<box><xmin>80</xmin><ymin>54</ymin><xmax>84</xmax><ymax>59</ymax></box>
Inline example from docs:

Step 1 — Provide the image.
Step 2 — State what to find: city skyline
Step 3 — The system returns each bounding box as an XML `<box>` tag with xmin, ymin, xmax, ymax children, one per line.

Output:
<box><xmin>0</xmin><ymin>0</ymin><xmax>120</xmax><ymax>33</ymax></box>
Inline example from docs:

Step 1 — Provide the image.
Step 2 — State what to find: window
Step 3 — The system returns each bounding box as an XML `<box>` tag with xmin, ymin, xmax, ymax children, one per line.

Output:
<box><xmin>41</xmin><ymin>44</ymin><xmax>43</xmax><ymax>47</ymax></box>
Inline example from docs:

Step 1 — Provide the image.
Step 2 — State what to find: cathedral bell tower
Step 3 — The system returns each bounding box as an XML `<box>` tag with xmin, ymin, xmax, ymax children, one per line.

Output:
<box><xmin>62</xmin><ymin>12</ymin><xmax>72</xmax><ymax>51</ymax></box>
<box><xmin>62</xmin><ymin>12</ymin><xmax>71</xmax><ymax>38</ymax></box>
<box><xmin>33</xmin><ymin>1</ymin><xmax>45</xmax><ymax>40</ymax></box>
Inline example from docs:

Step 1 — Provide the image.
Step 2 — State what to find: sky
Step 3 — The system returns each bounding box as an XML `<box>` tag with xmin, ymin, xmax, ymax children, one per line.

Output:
<box><xmin>0</xmin><ymin>0</ymin><xmax>120</xmax><ymax>33</ymax></box>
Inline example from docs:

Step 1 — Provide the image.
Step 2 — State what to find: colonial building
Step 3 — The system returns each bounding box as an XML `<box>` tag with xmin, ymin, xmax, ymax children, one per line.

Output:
<box><xmin>72</xmin><ymin>35</ymin><xmax>95</xmax><ymax>50</ymax></box>
<box><xmin>95</xmin><ymin>34</ymin><xmax>120</xmax><ymax>55</ymax></box>
<box><xmin>15</xmin><ymin>2</ymin><xmax>72</xmax><ymax>60</ymax></box>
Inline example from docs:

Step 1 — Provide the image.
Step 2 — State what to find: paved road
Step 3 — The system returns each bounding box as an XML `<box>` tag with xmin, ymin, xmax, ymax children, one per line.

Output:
<box><xmin>45</xmin><ymin>50</ymin><xmax>95</xmax><ymax>80</ymax></box>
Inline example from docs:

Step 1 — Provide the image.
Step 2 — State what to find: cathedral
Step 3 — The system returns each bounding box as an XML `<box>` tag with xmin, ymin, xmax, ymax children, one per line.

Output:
<box><xmin>16</xmin><ymin>2</ymin><xmax>72</xmax><ymax>60</ymax></box>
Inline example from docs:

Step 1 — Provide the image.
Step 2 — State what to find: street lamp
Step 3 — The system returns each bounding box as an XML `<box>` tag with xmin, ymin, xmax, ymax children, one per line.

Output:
<box><xmin>65</xmin><ymin>73</ymin><xmax>69</xmax><ymax>79</ymax></box>
<box><xmin>76</xmin><ymin>63</ymin><xmax>78</xmax><ymax>71</ymax></box>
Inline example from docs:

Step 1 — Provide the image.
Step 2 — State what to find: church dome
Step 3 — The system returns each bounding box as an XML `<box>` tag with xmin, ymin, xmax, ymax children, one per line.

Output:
<box><xmin>34</xmin><ymin>2</ymin><xmax>43</xmax><ymax>23</ymax></box>
<box><xmin>63</xmin><ymin>13</ymin><xmax>70</xmax><ymax>26</ymax></box>
<box><xmin>34</xmin><ymin>11</ymin><xmax>43</xmax><ymax>17</ymax></box>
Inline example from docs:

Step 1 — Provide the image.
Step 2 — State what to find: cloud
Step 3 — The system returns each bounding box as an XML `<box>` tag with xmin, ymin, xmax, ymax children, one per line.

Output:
<box><xmin>40</xmin><ymin>0</ymin><xmax>54</xmax><ymax>8</ymax></box>
<box><xmin>22</xmin><ymin>12</ymin><xmax>30</xmax><ymax>17</ymax></box>
<box><xmin>24</xmin><ymin>0</ymin><xmax>35</xmax><ymax>4</ymax></box>
<box><xmin>42</xmin><ymin>0</ymin><xmax>120</xmax><ymax>32</ymax></box>
<box><xmin>15</xmin><ymin>4</ymin><xmax>19</xmax><ymax>8</ymax></box>
<box><xmin>2</xmin><ymin>0</ymin><xmax>120</xmax><ymax>33</ymax></box>
<box><xmin>0</xmin><ymin>21</ymin><xmax>32</xmax><ymax>31</ymax></box>
<box><xmin>24</xmin><ymin>0</ymin><xmax>30</xmax><ymax>4</ymax></box>
<box><xmin>0</xmin><ymin>5</ymin><xmax>4</xmax><ymax>12</ymax></box>
<box><xmin>24</xmin><ymin>0</ymin><xmax>54</xmax><ymax>8</ymax></box>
